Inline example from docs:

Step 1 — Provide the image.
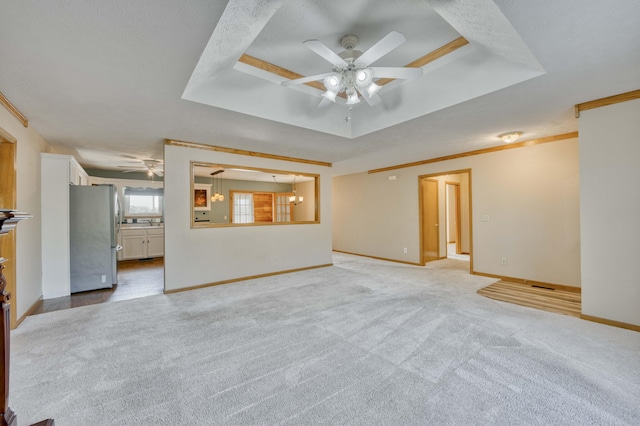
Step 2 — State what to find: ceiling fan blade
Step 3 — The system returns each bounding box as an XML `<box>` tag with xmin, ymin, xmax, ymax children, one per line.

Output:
<box><xmin>281</xmin><ymin>72</ymin><xmax>337</xmax><ymax>87</ymax></box>
<box><xmin>303</xmin><ymin>39</ymin><xmax>347</xmax><ymax>67</ymax></box>
<box><xmin>360</xmin><ymin>89</ymin><xmax>382</xmax><ymax>107</ymax></box>
<box><xmin>356</xmin><ymin>31</ymin><xmax>406</xmax><ymax>67</ymax></box>
<box><xmin>370</xmin><ymin>66</ymin><xmax>423</xmax><ymax>80</ymax></box>
<box><xmin>317</xmin><ymin>97</ymin><xmax>333</xmax><ymax>109</ymax></box>
<box><xmin>154</xmin><ymin>170</ymin><xmax>164</xmax><ymax>177</ymax></box>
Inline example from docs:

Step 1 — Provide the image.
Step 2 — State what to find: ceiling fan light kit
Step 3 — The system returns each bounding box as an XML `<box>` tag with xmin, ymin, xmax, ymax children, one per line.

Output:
<box><xmin>282</xmin><ymin>31</ymin><xmax>423</xmax><ymax>108</ymax></box>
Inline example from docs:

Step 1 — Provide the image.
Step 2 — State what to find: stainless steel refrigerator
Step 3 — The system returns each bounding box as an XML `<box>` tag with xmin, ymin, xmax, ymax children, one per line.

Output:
<box><xmin>69</xmin><ymin>184</ymin><xmax>119</xmax><ymax>293</ymax></box>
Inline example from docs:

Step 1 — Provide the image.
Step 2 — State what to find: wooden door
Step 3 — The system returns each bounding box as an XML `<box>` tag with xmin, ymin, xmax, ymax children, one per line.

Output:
<box><xmin>422</xmin><ymin>179</ymin><xmax>439</xmax><ymax>263</ymax></box>
<box><xmin>253</xmin><ymin>192</ymin><xmax>274</xmax><ymax>222</ymax></box>
<box><xmin>0</xmin><ymin>138</ymin><xmax>16</xmax><ymax>328</ymax></box>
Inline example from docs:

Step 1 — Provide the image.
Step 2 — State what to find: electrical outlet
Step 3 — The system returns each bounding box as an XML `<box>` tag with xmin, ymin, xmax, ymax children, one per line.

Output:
<box><xmin>101</xmin><ymin>274</ymin><xmax>107</xmax><ymax>283</ymax></box>
<box><xmin>501</xmin><ymin>258</ymin><xmax>508</xmax><ymax>266</ymax></box>
<box><xmin>403</xmin><ymin>247</ymin><xmax>408</xmax><ymax>254</ymax></box>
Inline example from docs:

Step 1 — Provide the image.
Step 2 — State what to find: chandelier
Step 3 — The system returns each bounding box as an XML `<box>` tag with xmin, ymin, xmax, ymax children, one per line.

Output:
<box><xmin>210</xmin><ymin>169</ymin><xmax>225</xmax><ymax>202</ymax></box>
<box><xmin>289</xmin><ymin>177</ymin><xmax>303</xmax><ymax>205</ymax></box>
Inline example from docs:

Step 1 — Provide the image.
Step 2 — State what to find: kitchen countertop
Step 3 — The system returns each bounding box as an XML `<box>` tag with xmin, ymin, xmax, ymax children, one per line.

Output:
<box><xmin>121</xmin><ymin>224</ymin><xmax>164</xmax><ymax>229</ymax></box>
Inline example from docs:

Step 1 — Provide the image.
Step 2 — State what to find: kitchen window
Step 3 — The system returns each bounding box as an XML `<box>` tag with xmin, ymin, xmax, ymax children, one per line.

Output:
<box><xmin>124</xmin><ymin>187</ymin><xmax>163</xmax><ymax>217</ymax></box>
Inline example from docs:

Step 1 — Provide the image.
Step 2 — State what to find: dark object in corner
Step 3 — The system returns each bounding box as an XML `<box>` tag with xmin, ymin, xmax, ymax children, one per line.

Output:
<box><xmin>0</xmin><ymin>210</ymin><xmax>54</xmax><ymax>425</ymax></box>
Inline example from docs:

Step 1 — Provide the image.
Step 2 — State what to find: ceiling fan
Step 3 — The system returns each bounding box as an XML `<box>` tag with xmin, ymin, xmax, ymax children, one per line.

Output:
<box><xmin>281</xmin><ymin>31</ymin><xmax>423</xmax><ymax>107</ymax></box>
<box><xmin>118</xmin><ymin>159</ymin><xmax>164</xmax><ymax>177</ymax></box>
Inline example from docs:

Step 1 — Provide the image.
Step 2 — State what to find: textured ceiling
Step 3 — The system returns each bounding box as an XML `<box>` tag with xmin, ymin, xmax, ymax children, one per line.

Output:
<box><xmin>0</xmin><ymin>0</ymin><xmax>639</xmax><ymax>176</ymax></box>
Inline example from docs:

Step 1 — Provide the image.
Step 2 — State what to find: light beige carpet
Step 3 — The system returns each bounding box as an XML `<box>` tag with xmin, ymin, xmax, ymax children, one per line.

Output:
<box><xmin>11</xmin><ymin>253</ymin><xmax>640</xmax><ymax>425</ymax></box>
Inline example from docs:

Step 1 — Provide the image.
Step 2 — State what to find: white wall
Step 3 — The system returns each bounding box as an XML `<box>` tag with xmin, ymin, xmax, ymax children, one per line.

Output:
<box><xmin>40</xmin><ymin>154</ymin><xmax>73</xmax><ymax>298</ymax></box>
<box><xmin>163</xmin><ymin>144</ymin><xmax>333</xmax><ymax>291</ymax></box>
<box><xmin>579</xmin><ymin>98</ymin><xmax>640</xmax><ymax>326</ymax></box>
<box><xmin>0</xmin><ymin>107</ymin><xmax>52</xmax><ymax>319</ymax></box>
<box><xmin>333</xmin><ymin>138</ymin><xmax>581</xmax><ymax>287</ymax></box>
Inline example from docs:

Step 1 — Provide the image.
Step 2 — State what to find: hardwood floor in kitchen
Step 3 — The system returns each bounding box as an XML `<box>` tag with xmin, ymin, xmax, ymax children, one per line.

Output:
<box><xmin>29</xmin><ymin>258</ymin><xmax>164</xmax><ymax>316</ymax></box>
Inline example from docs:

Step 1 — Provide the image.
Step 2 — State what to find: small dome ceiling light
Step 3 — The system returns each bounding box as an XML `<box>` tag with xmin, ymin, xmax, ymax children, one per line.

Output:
<box><xmin>499</xmin><ymin>131</ymin><xmax>523</xmax><ymax>144</ymax></box>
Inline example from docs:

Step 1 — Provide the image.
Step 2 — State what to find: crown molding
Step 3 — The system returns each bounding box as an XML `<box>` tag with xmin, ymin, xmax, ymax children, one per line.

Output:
<box><xmin>0</xmin><ymin>91</ymin><xmax>28</xmax><ymax>127</ymax></box>
<box><xmin>165</xmin><ymin>139</ymin><xmax>332</xmax><ymax>167</ymax></box>
<box><xmin>575</xmin><ymin>89</ymin><xmax>640</xmax><ymax>118</ymax></box>
<box><xmin>368</xmin><ymin>132</ymin><xmax>579</xmax><ymax>174</ymax></box>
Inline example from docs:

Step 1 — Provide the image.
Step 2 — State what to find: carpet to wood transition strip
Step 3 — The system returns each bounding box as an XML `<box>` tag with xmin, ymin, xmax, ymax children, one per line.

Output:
<box><xmin>478</xmin><ymin>280</ymin><xmax>581</xmax><ymax>317</ymax></box>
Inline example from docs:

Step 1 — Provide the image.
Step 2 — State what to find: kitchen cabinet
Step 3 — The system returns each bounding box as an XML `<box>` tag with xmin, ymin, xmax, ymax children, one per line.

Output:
<box><xmin>69</xmin><ymin>160</ymin><xmax>89</xmax><ymax>186</ymax></box>
<box><xmin>146</xmin><ymin>228</ymin><xmax>164</xmax><ymax>257</ymax></box>
<box><xmin>120</xmin><ymin>227</ymin><xmax>164</xmax><ymax>260</ymax></box>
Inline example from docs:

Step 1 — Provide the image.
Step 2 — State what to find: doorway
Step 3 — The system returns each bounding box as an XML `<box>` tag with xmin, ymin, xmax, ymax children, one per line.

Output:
<box><xmin>420</xmin><ymin>170</ymin><xmax>472</xmax><ymax>269</ymax></box>
<box><xmin>0</xmin><ymin>128</ymin><xmax>17</xmax><ymax>328</ymax></box>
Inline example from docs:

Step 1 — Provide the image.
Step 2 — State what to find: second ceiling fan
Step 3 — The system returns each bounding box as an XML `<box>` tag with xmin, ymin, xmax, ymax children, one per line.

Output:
<box><xmin>119</xmin><ymin>159</ymin><xmax>164</xmax><ymax>177</ymax></box>
<box><xmin>282</xmin><ymin>31</ymin><xmax>423</xmax><ymax>107</ymax></box>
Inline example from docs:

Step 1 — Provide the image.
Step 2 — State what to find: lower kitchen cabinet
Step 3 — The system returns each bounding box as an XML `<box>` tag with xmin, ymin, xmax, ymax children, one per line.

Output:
<box><xmin>120</xmin><ymin>228</ymin><xmax>164</xmax><ymax>260</ymax></box>
<box><xmin>146</xmin><ymin>228</ymin><xmax>164</xmax><ymax>257</ymax></box>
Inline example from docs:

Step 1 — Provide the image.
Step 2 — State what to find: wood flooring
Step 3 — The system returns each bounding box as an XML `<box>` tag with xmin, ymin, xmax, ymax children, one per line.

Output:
<box><xmin>29</xmin><ymin>258</ymin><xmax>164</xmax><ymax>316</ymax></box>
<box><xmin>478</xmin><ymin>280</ymin><xmax>581</xmax><ymax>317</ymax></box>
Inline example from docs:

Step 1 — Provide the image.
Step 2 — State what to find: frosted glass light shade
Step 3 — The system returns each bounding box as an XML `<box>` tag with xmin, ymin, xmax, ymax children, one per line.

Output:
<box><xmin>499</xmin><ymin>131</ymin><xmax>523</xmax><ymax>143</ymax></box>
<box><xmin>322</xmin><ymin>90</ymin><xmax>338</xmax><ymax>102</ymax></box>
<box><xmin>346</xmin><ymin>91</ymin><xmax>360</xmax><ymax>105</ymax></box>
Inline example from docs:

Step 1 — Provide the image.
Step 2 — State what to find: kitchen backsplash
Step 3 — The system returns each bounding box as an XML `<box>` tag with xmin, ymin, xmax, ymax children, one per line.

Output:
<box><xmin>122</xmin><ymin>217</ymin><xmax>163</xmax><ymax>224</ymax></box>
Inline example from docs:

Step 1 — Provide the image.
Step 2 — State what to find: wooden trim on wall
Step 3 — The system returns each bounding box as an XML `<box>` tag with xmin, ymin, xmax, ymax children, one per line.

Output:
<box><xmin>472</xmin><ymin>271</ymin><xmax>581</xmax><ymax>293</ymax></box>
<box><xmin>163</xmin><ymin>263</ymin><xmax>333</xmax><ymax>294</ymax></box>
<box><xmin>165</xmin><ymin>139</ymin><xmax>332</xmax><ymax>167</ymax></box>
<box><xmin>0</xmin><ymin>91</ymin><xmax>28</xmax><ymax>128</ymax></box>
<box><xmin>580</xmin><ymin>314</ymin><xmax>640</xmax><ymax>333</ymax></box>
<box><xmin>332</xmin><ymin>250</ymin><xmax>422</xmax><ymax>266</ymax></box>
<box><xmin>368</xmin><ymin>132</ymin><xmax>578</xmax><ymax>174</ymax></box>
<box><xmin>575</xmin><ymin>89</ymin><xmax>640</xmax><ymax>118</ymax></box>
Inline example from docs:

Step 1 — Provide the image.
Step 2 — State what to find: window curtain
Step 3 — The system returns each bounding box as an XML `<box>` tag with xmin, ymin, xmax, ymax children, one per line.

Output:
<box><xmin>233</xmin><ymin>192</ymin><xmax>254</xmax><ymax>223</ymax></box>
<box><xmin>124</xmin><ymin>187</ymin><xmax>164</xmax><ymax>196</ymax></box>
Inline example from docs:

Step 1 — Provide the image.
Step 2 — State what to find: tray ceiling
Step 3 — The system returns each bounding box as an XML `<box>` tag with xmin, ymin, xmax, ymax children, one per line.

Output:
<box><xmin>183</xmin><ymin>0</ymin><xmax>544</xmax><ymax>138</ymax></box>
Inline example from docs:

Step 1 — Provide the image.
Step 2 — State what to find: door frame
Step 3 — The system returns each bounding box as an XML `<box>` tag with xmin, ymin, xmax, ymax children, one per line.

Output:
<box><xmin>0</xmin><ymin>127</ymin><xmax>17</xmax><ymax>328</ymax></box>
<box><xmin>418</xmin><ymin>169</ymin><xmax>473</xmax><ymax>270</ymax></box>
